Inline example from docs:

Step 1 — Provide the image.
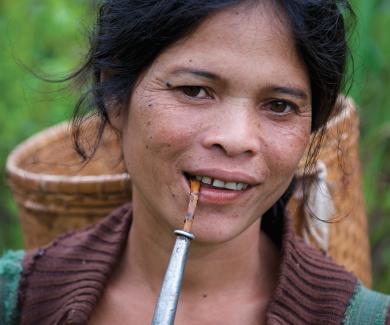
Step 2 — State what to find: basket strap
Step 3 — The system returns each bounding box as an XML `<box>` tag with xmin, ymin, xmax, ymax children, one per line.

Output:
<box><xmin>343</xmin><ymin>282</ymin><xmax>390</xmax><ymax>325</ymax></box>
<box><xmin>0</xmin><ymin>250</ymin><xmax>24</xmax><ymax>325</ymax></box>
<box><xmin>296</xmin><ymin>160</ymin><xmax>335</xmax><ymax>252</ymax></box>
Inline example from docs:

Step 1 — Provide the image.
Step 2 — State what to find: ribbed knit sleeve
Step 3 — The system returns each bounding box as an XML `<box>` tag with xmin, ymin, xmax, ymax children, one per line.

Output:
<box><xmin>18</xmin><ymin>204</ymin><xmax>132</xmax><ymax>325</ymax></box>
<box><xmin>265</xmin><ymin>215</ymin><xmax>357</xmax><ymax>324</ymax></box>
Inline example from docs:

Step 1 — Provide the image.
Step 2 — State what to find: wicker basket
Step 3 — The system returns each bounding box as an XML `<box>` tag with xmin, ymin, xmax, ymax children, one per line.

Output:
<box><xmin>287</xmin><ymin>96</ymin><xmax>371</xmax><ymax>287</ymax></box>
<box><xmin>6</xmin><ymin>97</ymin><xmax>371</xmax><ymax>287</ymax></box>
<box><xmin>6</xmin><ymin>120</ymin><xmax>131</xmax><ymax>249</ymax></box>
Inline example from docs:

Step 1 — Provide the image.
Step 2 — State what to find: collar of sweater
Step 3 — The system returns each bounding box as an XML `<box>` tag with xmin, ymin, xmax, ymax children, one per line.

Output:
<box><xmin>18</xmin><ymin>203</ymin><xmax>357</xmax><ymax>325</ymax></box>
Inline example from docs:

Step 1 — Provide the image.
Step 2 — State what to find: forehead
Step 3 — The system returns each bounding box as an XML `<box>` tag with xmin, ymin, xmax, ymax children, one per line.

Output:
<box><xmin>182</xmin><ymin>2</ymin><xmax>288</xmax><ymax>52</ymax></box>
<box><xmin>151</xmin><ymin>2</ymin><xmax>309</xmax><ymax>93</ymax></box>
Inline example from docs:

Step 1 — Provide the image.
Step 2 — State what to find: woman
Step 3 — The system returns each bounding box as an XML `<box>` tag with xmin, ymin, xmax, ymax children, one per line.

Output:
<box><xmin>1</xmin><ymin>0</ymin><xmax>390</xmax><ymax>324</ymax></box>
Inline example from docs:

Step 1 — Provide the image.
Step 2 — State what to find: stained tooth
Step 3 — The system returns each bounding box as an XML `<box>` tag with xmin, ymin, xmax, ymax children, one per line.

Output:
<box><xmin>202</xmin><ymin>176</ymin><xmax>212</xmax><ymax>184</ymax></box>
<box><xmin>242</xmin><ymin>184</ymin><xmax>248</xmax><ymax>190</ymax></box>
<box><xmin>213</xmin><ymin>179</ymin><xmax>225</xmax><ymax>188</ymax></box>
<box><xmin>195</xmin><ymin>175</ymin><xmax>202</xmax><ymax>181</ymax></box>
<box><xmin>237</xmin><ymin>183</ymin><xmax>244</xmax><ymax>190</ymax></box>
<box><xmin>224</xmin><ymin>182</ymin><xmax>237</xmax><ymax>190</ymax></box>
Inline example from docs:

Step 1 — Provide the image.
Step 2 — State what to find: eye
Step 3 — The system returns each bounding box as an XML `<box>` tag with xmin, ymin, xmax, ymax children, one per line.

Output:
<box><xmin>177</xmin><ymin>86</ymin><xmax>212</xmax><ymax>99</ymax></box>
<box><xmin>264</xmin><ymin>100</ymin><xmax>298</xmax><ymax>115</ymax></box>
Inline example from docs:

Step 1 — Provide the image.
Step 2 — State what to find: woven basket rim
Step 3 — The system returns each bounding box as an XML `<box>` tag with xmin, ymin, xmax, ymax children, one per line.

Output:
<box><xmin>6</xmin><ymin>121</ymin><xmax>130</xmax><ymax>190</ymax></box>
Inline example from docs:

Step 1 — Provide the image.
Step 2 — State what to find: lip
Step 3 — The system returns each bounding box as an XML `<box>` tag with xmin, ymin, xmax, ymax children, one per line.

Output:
<box><xmin>197</xmin><ymin>183</ymin><xmax>253</xmax><ymax>204</ymax></box>
<box><xmin>182</xmin><ymin>168</ymin><xmax>260</xmax><ymax>205</ymax></box>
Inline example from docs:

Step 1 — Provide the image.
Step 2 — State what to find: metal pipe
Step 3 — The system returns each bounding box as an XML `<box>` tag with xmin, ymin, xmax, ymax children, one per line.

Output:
<box><xmin>151</xmin><ymin>179</ymin><xmax>200</xmax><ymax>325</ymax></box>
<box><xmin>151</xmin><ymin>230</ymin><xmax>194</xmax><ymax>325</ymax></box>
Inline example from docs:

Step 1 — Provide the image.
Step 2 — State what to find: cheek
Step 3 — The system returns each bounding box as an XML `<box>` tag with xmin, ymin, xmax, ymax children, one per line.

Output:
<box><xmin>262</xmin><ymin>119</ymin><xmax>311</xmax><ymax>176</ymax></box>
<box><xmin>125</xmin><ymin>94</ymin><xmax>201</xmax><ymax>167</ymax></box>
<box><xmin>145</xmin><ymin>113</ymin><xmax>196</xmax><ymax>159</ymax></box>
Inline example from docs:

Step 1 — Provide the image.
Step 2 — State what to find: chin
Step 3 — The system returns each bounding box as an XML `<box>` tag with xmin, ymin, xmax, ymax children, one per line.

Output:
<box><xmin>187</xmin><ymin>213</ymin><xmax>259</xmax><ymax>245</ymax></box>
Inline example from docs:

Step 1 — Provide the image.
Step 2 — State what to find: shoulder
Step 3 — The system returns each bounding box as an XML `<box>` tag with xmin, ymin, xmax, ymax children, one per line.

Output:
<box><xmin>18</xmin><ymin>203</ymin><xmax>132</xmax><ymax>325</ymax></box>
<box><xmin>267</xmin><ymin>214</ymin><xmax>360</xmax><ymax>324</ymax></box>
<box><xmin>0</xmin><ymin>250</ymin><xmax>25</xmax><ymax>325</ymax></box>
<box><xmin>292</xmin><ymin>235</ymin><xmax>390</xmax><ymax>324</ymax></box>
<box><xmin>343</xmin><ymin>282</ymin><xmax>390</xmax><ymax>325</ymax></box>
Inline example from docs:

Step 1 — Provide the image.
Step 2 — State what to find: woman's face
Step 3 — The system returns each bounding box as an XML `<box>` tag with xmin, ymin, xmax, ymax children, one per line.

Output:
<box><xmin>116</xmin><ymin>3</ymin><xmax>312</xmax><ymax>243</ymax></box>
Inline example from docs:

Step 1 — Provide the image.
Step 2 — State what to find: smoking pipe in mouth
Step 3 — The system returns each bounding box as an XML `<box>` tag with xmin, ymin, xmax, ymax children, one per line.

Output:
<box><xmin>151</xmin><ymin>179</ymin><xmax>201</xmax><ymax>325</ymax></box>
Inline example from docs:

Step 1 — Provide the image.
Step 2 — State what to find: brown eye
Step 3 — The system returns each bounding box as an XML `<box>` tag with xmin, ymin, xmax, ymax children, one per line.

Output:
<box><xmin>266</xmin><ymin>100</ymin><xmax>297</xmax><ymax>114</ymax></box>
<box><xmin>178</xmin><ymin>86</ymin><xmax>211</xmax><ymax>99</ymax></box>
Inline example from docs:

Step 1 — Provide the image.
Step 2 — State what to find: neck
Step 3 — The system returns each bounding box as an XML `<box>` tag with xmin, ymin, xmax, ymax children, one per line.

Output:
<box><xmin>114</xmin><ymin>200</ymin><xmax>280</xmax><ymax>304</ymax></box>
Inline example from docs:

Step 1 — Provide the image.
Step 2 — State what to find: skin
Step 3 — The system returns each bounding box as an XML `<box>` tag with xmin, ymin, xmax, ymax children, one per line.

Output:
<box><xmin>89</xmin><ymin>2</ymin><xmax>312</xmax><ymax>324</ymax></box>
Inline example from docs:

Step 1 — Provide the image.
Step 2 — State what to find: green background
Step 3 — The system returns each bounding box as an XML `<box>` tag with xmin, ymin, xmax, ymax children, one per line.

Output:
<box><xmin>0</xmin><ymin>0</ymin><xmax>389</xmax><ymax>291</ymax></box>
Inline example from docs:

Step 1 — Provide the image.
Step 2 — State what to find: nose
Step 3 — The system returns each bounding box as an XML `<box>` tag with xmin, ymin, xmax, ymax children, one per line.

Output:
<box><xmin>201</xmin><ymin>101</ymin><xmax>260</xmax><ymax>157</ymax></box>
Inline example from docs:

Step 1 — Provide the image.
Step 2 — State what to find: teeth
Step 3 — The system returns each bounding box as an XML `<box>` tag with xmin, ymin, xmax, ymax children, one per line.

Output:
<box><xmin>190</xmin><ymin>174</ymin><xmax>249</xmax><ymax>191</ymax></box>
<box><xmin>224</xmin><ymin>182</ymin><xmax>237</xmax><ymax>190</ymax></box>
<box><xmin>212</xmin><ymin>179</ymin><xmax>225</xmax><ymax>188</ymax></box>
<box><xmin>202</xmin><ymin>176</ymin><xmax>212</xmax><ymax>185</ymax></box>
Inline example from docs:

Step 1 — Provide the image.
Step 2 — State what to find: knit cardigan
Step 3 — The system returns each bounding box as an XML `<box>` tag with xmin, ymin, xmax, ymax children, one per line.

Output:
<box><xmin>1</xmin><ymin>203</ymin><xmax>390</xmax><ymax>324</ymax></box>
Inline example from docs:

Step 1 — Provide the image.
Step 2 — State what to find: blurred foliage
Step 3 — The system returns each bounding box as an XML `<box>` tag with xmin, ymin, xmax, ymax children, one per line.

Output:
<box><xmin>352</xmin><ymin>0</ymin><xmax>390</xmax><ymax>292</ymax></box>
<box><xmin>0</xmin><ymin>0</ymin><xmax>389</xmax><ymax>292</ymax></box>
<box><xmin>0</xmin><ymin>0</ymin><xmax>93</xmax><ymax>250</ymax></box>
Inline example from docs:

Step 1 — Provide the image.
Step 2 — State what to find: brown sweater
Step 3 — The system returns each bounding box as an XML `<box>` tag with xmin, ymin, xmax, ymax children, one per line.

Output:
<box><xmin>16</xmin><ymin>204</ymin><xmax>383</xmax><ymax>324</ymax></box>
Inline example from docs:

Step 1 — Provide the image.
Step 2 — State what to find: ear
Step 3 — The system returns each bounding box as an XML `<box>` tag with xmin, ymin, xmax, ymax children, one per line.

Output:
<box><xmin>101</xmin><ymin>70</ymin><xmax>125</xmax><ymax>132</ymax></box>
<box><xmin>106</xmin><ymin>102</ymin><xmax>124</xmax><ymax>132</ymax></box>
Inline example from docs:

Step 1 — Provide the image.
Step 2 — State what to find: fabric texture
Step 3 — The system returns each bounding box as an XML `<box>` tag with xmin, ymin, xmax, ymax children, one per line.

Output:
<box><xmin>343</xmin><ymin>282</ymin><xmax>390</xmax><ymax>325</ymax></box>
<box><xmin>10</xmin><ymin>203</ymin><xmax>389</xmax><ymax>324</ymax></box>
<box><xmin>0</xmin><ymin>250</ymin><xmax>24</xmax><ymax>325</ymax></box>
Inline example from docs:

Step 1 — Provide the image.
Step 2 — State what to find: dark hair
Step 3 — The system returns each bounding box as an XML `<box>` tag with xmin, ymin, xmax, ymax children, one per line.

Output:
<box><xmin>70</xmin><ymin>0</ymin><xmax>355</xmax><ymax>220</ymax></box>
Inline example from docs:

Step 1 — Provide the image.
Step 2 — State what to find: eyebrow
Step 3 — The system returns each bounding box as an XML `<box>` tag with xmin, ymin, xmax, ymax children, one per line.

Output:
<box><xmin>169</xmin><ymin>68</ymin><xmax>221</xmax><ymax>81</ymax></box>
<box><xmin>269</xmin><ymin>86</ymin><xmax>309</xmax><ymax>100</ymax></box>
<box><xmin>169</xmin><ymin>68</ymin><xmax>309</xmax><ymax>100</ymax></box>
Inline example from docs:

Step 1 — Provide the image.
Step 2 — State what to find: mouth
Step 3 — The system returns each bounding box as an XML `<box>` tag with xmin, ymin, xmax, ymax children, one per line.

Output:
<box><xmin>183</xmin><ymin>172</ymin><xmax>251</xmax><ymax>191</ymax></box>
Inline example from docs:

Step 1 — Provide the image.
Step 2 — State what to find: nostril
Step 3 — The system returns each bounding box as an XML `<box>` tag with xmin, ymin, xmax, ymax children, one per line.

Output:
<box><xmin>210</xmin><ymin>142</ymin><xmax>255</xmax><ymax>157</ymax></box>
<box><xmin>211</xmin><ymin>143</ymin><xmax>226</xmax><ymax>153</ymax></box>
<box><xmin>202</xmin><ymin>131</ymin><xmax>259</xmax><ymax>157</ymax></box>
